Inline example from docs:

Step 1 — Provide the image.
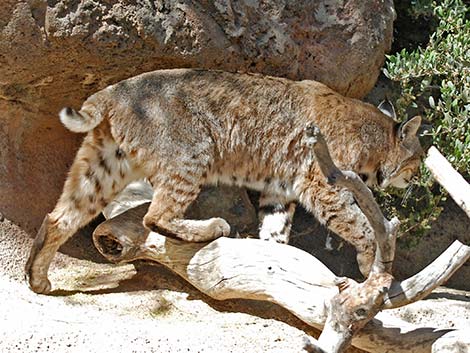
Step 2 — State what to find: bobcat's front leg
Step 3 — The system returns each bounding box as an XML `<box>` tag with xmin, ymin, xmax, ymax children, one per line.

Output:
<box><xmin>297</xmin><ymin>170</ymin><xmax>376</xmax><ymax>276</ymax></box>
<box><xmin>258</xmin><ymin>193</ymin><xmax>296</xmax><ymax>244</ymax></box>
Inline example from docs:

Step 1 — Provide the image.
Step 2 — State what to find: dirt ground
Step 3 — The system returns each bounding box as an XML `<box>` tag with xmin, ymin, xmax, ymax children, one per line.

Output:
<box><xmin>1</xmin><ymin>214</ymin><xmax>470</xmax><ymax>353</ymax></box>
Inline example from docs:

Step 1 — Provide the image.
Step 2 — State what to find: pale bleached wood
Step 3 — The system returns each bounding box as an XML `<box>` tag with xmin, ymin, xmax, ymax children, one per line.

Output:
<box><xmin>93</xmin><ymin>203</ymin><xmax>337</xmax><ymax>327</ymax></box>
<box><xmin>306</xmin><ymin>124</ymin><xmax>399</xmax><ymax>273</ymax></box>
<box><xmin>92</xmin><ymin>203</ymin><xmax>470</xmax><ymax>353</ymax></box>
<box><xmin>305</xmin><ymin>124</ymin><xmax>399</xmax><ymax>352</ymax></box>
<box><xmin>425</xmin><ymin>146</ymin><xmax>470</xmax><ymax>218</ymax></box>
<box><xmin>383</xmin><ymin>240</ymin><xmax>470</xmax><ymax>308</ymax></box>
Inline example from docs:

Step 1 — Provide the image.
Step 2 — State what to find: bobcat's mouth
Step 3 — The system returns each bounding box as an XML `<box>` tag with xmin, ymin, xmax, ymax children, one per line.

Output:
<box><xmin>359</xmin><ymin>171</ymin><xmax>381</xmax><ymax>189</ymax></box>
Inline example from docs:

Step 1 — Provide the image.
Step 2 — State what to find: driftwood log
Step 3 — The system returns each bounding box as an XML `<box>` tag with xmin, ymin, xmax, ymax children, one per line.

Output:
<box><xmin>92</xmin><ymin>130</ymin><xmax>470</xmax><ymax>352</ymax></box>
<box><xmin>92</xmin><ymin>205</ymin><xmax>470</xmax><ymax>352</ymax></box>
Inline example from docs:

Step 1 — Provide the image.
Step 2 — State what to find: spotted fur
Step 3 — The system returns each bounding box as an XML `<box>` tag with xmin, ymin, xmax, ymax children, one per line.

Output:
<box><xmin>26</xmin><ymin>69</ymin><xmax>423</xmax><ymax>294</ymax></box>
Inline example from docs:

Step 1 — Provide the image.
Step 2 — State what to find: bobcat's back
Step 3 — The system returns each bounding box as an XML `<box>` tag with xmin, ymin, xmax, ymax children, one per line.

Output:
<box><xmin>80</xmin><ymin>70</ymin><xmax>395</xmax><ymax>183</ymax></box>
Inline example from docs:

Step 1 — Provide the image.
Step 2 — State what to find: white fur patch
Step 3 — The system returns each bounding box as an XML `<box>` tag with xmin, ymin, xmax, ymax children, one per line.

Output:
<box><xmin>259</xmin><ymin>212</ymin><xmax>290</xmax><ymax>243</ymax></box>
<box><xmin>59</xmin><ymin>108</ymin><xmax>101</xmax><ymax>133</ymax></box>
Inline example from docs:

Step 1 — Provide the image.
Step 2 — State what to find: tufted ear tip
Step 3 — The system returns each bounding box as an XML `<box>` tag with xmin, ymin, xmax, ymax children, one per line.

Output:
<box><xmin>378</xmin><ymin>99</ymin><xmax>397</xmax><ymax>121</ymax></box>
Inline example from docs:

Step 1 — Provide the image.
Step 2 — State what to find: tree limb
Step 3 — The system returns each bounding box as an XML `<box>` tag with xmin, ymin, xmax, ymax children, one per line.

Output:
<box><xmin>425</xmin><ymin>146</ymin><xmax>470</xmax><ymax>218</ymax></box>
<box><xmin>383</xmin><ymin>240</ymin><xmax>470</xmax><ymax>308</ymax></box>
<box><xmin>305</xmin><ymin>124</ymin><xmax>399</xmax><ymax>273</ymax></box>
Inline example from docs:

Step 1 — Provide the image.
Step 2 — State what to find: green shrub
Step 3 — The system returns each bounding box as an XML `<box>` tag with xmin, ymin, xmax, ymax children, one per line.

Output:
<box><xmin>381</xmin><ymin>0</ymin><xmax>469</xmax><ymax>244</ymax></box>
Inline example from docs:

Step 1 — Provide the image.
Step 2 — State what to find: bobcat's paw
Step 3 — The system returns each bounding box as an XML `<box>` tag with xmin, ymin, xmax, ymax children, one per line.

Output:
<box><xmin>25</xmin><ymin>238</ymin><xmax>52</xmax><ymax>294</ymax></box>
<box><xmin>184</xmin><ymin>217</ymin><xmax>231</xmax><ymax>242</ymax></box>
<box><xmin>258</xmin><ymin>210</ymin><xmax>291</xmax><ymax>244</ymax></box>
<box><xmin>27</xmin><ymin>272</ymin><xmax>52</xmax><ymax>294</ymax></box>
<box><xmin>209</xmin><ymin>217</ymin><xmax>231</xmax><ymax>238</ymax></box>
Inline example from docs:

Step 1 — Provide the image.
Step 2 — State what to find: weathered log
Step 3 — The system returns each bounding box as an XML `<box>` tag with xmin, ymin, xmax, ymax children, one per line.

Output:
<box><xmin>92</xmin><ymin>203</ymin><xmax>470</xmax><ymax>353</ymax></box>
<box><xmin>94</xmin><ymin>203</ymin><xmax>337</xmax><ymax>322</ymax></box>
<box><xmin>425</xmin><ymin>146</ymin><xmax>470</xmax><ymax>218</ymax></box>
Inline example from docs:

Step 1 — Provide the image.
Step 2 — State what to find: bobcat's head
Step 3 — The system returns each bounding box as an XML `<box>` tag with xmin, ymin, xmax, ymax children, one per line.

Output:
<box><xmin>360</xmin><ymin>101</ymin><xmax>423</xmax><ymax>189</ymax></box>
<box><xmin>378</xmin><ymin>115</ymin><xmax>423</xmax><ymax>188</ymax></box>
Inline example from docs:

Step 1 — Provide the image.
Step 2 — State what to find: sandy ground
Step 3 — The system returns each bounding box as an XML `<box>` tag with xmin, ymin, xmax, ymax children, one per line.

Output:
<box><xmin>1</xmin><ymin>216</ymin><xmax>469</xmax><ymax>353</ymax></box>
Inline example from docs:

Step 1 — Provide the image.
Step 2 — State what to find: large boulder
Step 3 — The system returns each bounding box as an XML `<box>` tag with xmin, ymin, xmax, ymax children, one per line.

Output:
<box><xmin>0</xmin><ymin>0</ymin><xmax>395</xmax><ymax>232</ymax></box>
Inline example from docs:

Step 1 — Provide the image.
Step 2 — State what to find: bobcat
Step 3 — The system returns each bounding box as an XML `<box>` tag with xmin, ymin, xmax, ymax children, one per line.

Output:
<box><xmin>26</xmin><ymin>69</ymin><xmax>423</xmax><ymax>294</ymax></box>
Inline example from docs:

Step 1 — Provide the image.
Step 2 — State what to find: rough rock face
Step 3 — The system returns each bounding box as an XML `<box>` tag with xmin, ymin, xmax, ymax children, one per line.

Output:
<box><xmin>0</xmin><ymin>0</ymin><xmax>395</xmax><ymax>231</ymax></box>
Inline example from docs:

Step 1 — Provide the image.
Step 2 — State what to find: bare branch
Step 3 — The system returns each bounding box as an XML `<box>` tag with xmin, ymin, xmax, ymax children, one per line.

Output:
<box><xmin>425</xmin><ymin>146</ymin><xmax>470</xmax><ymax>218</ymax></box>
<box><xmin>383</xmin><ymin>240</ymin><xmax>470</xmax><ymax>309</ymax></box>
<box><xmin>305</xmin><ymin>124</ymin><xmax>398</xmax><ymax>273</ymax></box>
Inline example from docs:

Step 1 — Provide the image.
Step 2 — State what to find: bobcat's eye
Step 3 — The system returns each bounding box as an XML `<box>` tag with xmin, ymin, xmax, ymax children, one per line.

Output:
<box><xmin>359</xmin><ymin>174</ymin><xmax>368</xmax><ymax>183</ymax></box>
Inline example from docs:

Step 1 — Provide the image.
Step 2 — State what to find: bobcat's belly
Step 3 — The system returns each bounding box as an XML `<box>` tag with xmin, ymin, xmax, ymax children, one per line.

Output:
<box><xmin>205</xmin><ymin>173</ymin><xmax>296</xmax><ymax>199</ymax></box>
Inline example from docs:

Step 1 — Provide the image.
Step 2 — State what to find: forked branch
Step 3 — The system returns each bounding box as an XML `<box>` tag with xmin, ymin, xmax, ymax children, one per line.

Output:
<box><xmin>303</xmin><ymin>127</ymin><xmax>470</xmax><ymax>352</ymax></box>
<box><xmin>303</xmin><ymin>124</ymin><xmax>400</xmax><ymax>352</ymax></box>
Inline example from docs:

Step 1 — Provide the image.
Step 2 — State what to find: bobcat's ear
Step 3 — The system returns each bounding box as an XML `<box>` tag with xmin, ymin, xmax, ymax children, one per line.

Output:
<box><xmin>398</xmin><ymin>115</ymin><xmax>422</xmax><ymax>141</ymax></box>
<box><xmin>378</xmin><ymin>99</ymin><xmax>396</xmax><ymax>121</ymax></box>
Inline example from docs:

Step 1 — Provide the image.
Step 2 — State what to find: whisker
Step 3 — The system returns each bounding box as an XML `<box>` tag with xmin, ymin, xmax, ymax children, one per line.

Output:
<box><xmin>401</xmin><ymin>184</ymin><xmax>414</xmax><ymax>205</ymax></box>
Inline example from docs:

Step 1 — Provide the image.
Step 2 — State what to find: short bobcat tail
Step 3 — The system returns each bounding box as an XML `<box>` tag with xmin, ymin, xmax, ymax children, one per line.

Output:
<box><xmin>59</xmin><ymin>106</ymin><xmax>103</xmax><ymax>133</ymax></box>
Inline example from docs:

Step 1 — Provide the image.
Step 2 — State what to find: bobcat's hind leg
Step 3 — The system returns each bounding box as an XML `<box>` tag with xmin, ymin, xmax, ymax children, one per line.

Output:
<box><xmin>26</xmin><ymin>125</ymin><xmax>140</xmax><ymax>294</ymax></box>
<box><xmin>143</xmin><ymin>170</ymin><xmax>230</xmax><ymax>242</ymax></box>
<box><xmin>258</xmin><ymin>193</ymin><xmax>296</xmax><ymax>244</ymax></box>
